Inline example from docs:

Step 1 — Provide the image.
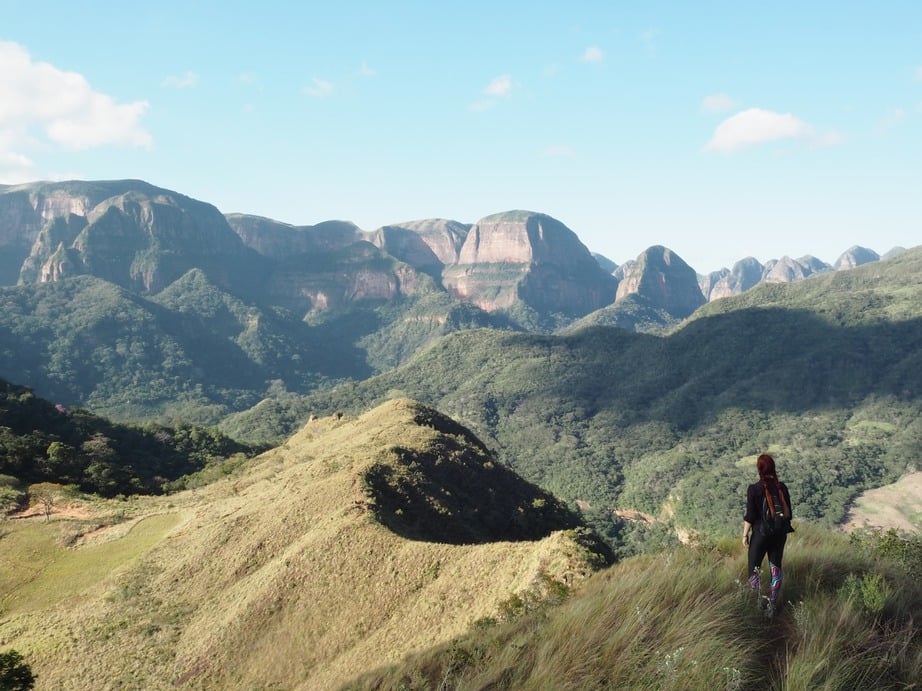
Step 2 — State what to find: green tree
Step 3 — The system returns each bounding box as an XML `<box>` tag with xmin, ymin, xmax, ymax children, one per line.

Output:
<box><xmin>28</xmin><ymin>482</ymin><xmax>63</xmax><ymax>522</ymax></box>
<box><xmin>42</xmin><ymin>441</ymin><xmax>79</xmax><ymax>483</ymax></box>
<box><xmin>0</xmin><ymin>649</ymin><xmax>35</xmax><ymax>690</ymax></box>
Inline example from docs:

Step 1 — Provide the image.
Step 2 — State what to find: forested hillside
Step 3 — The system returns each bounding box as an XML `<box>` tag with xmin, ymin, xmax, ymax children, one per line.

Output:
<box><xmin>222</xmin><ymin>247</ymin><xmax>922</xmax><ymax>549</ymax></box>
<box><xmin>0</xmin><ymin>377</ymin><xmax>262</xmax><ymax>505</ymax></box>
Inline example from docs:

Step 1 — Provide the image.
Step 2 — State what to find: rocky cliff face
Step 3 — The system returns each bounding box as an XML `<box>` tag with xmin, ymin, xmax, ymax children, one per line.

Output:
<box><xmin>226</xmin><ymin>214</ymin><xmax>361</xmax><ymax>259</ymax></box>
<box><xmin>0</xmin><ymin>179</ymin><xmax>899</xmax><ymax>328</ymax></box>
<box><xmin>263</xmin><ymin>242</ymin><xmax>425</xmax><ymax>313</ymax></box>
<box><xmin>701</xmin><ymin>257</ymin><xmax>765</xmax><ymax>301</ymax></box>
<box><xmin>615</xmin><ymin>245</ymin><xmax>705</xmax><ymax>319</ymax></box>
<box><xmin>834</xmin><ymin>245</ymin><xmax>880</xmax><ymax>271</ymax></box>
<box><xmin>442</xmin><ymin>211</ymin><xmax>617</xmax><ymax>315</ymax></box>
<box><xmin>368</xmin><ymin>219</ymin><xmax>470</xmax><ymax>273</ymax></box>
<box><xmin>4</xmin><ymin>181</ymin><xmax>262</xmax><ymax>293</ymax></box>
<box><xmin>763</xmin><ymin>255</ymin><xmax>831</xmax><ymax>284</ymax></box>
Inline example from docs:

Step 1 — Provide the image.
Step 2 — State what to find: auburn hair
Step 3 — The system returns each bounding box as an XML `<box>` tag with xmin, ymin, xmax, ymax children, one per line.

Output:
<box><xmin>757</xmin><ymin>453</ymin><xmax>777</xmax><ymax>481</ymax></box>
<box><xmin>757</xmin><ymin>453</ymin><xmax>790</xmax><ymax>519</ymax></box>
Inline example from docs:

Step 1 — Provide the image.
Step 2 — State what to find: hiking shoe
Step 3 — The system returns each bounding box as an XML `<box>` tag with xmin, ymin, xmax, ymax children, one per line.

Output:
<box><xmin>764</xmin><ymin>602</ymin><xmax>779</xmax><ymax>619</ymax></box>
<box><xmin>757</xmin><ymin>596</ymin><xmax>769</xmax><ymax>611</ymax></box>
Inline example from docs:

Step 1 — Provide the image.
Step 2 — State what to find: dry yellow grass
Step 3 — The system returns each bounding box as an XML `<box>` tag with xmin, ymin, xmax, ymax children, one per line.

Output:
<box><xmin>0</xmin><ymin>398</ymin><xmax>606</xmax><ymax>690</ymax></box>
<box><xmin>841</xmin><ymin>471</ymin><xmax>922</xmax><ymax>533</ymax></box>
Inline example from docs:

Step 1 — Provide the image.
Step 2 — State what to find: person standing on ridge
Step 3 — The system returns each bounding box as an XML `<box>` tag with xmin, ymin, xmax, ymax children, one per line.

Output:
<box><xmin>742</xmin><ymin>453</ymin><xmax>793</xmax><ymax>618</ymax></box>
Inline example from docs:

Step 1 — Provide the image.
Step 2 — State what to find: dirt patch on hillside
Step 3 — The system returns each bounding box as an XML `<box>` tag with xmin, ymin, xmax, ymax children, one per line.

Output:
<box><xmin>841</xmin><ymin>472</ymin><xmax>922</xmax><ymax>533</ymax></box>
<box><xmin>8</xmin><ymin>504</ymin><xmax>94</xmax><ymax>521</ymax></box>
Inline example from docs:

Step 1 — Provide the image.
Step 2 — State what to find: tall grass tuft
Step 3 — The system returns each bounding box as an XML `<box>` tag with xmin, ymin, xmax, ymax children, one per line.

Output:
<box><xmin>348</xmin><ymin>524</ymin><xmax>922</xmax><ymax>691</ymax></box>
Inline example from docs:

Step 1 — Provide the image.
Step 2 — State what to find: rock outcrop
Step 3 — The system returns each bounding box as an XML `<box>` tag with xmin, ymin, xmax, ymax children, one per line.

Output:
<box><xmin>702</xmin><ymin>256</ymin><xmax>765</xmax><ymax>301</ymax></box>
<box><xmin>441</xmin><ymin>210</ymin><xmax>617</xmax><ymax>315</ymax></box>
<box><xmin>6</xmin><ymin>180</ymin><xmax>263</xmax><ymax>294</ymax></box>
<box><xmin>615</xmin><ymin>245</ymin><xmax>705</xmax><ymax>319</ymax></box>
<box><xmin>263</xmin><ymin>241</ymin><xmax>425</xmax><ymax>313</ymax></box>
<box><xmin>763</xmin><ymin>255</ymin><xmax>831</xmax><ymax>284</ymax></box>
<box><xmin>368</xmin><ymin>219</ymin><xmax>470</xmax><ymax>274</ymax></box>
<box><xmin>225</xmin><ymin>214</ymin><xmax>361</xmax><ymax>259</ymax></box>
<box><xmin>834</xmin><ymin>245</ymin><xmax>880</xmax><ymax>271</ymax></box>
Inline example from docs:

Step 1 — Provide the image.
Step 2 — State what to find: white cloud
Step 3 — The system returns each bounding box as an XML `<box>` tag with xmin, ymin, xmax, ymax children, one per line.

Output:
<box><xmin>0</xmin><ymin>147</ymin><xmax>36</xmax><ymax>183</ymax></box>
<box><xmin>238</xmin><ymin>71</ymin><xmax>258</xmax><ymax>85</ymax></box>
<box><xmin>701</xmin><ymin>93</ymin><xmax>736</xmax><ymax>113</ymax></box>
<box><xmin>581</xmin><ymin>46</ymin><xmax>604</xmax><ymax>63</ymax></box>
<box><xmin>541</xmin><ymin>145</ymin><xmax>576</xmax><ymax>158</ymax></box>
<box><xmin>304</xmin><ymin>77</ymin><xmax>334</xmax><ymax>97</ymax></box>
<box><xmin>705</xmin><ymin>108</ymin><xmax>822</xmax><ymax>152</ymax></box>
<box><xmin>469</xmin><ymin>74</ymin><xmax>513</xmax><ymax>111</ymax></box>
<box><xmin>359</xmin><ymin>61</ymin><xmax>376</xmax><ymax>78</ymax></box>
<box><xmin>0</xmin><ymin>41</ymin><xmax>152</xmax><ymax>179</ymax></box>
<box><xmin>915</xmin><ymin>66</ymin><xmax>922</xmax><ymax>81</ymax></box>
<box><xmin>484</xmin><ymin>74</ymin><xmax>512</xmax><ymax>97</ymax></box>
<box><xmin>161</xmin><ymin>71</ymin><xmax>198</xmax><ymax>89</ymax></box>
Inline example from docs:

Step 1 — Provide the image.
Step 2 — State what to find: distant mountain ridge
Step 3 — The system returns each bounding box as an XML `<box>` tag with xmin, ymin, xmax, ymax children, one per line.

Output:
<box><xmin>1</xmin><ymin>180</ymin><xmax>900</xmax><ymax>321</ymax></box>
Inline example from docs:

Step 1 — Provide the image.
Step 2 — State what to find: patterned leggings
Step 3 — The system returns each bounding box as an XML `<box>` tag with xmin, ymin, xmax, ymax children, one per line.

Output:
<box><xmin>748</xmin><ymin>562</ymin><xmax>783</xmax><ymax>604</ymax></box>
<box><xmin>748</xmin><ymin>531</ymin><xmax>787</xmax><ymax>605</ymax></box>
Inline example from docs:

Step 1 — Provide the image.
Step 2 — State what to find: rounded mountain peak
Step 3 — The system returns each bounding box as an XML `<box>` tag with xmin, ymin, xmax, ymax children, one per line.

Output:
<box><xmin>459</xmin><ymin>210</ymin><xmax>592</xmax><ymax>266</ymax></box>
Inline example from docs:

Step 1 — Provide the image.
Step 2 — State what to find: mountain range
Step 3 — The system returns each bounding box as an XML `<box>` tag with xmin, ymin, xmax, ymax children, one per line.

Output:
<box><xmin>2</xmin><ymin>179</ymin><xmax>921</xmax><ymax>538</ymax></box>
<box><xmin>0</xmin><ymin>179</ymin><xmax>908</xmax><ymax>422</ymax></box>
<box><xmin>1</xmin><ymin>179</ymin><xmax>901</xmax><ymax>319</ymax></box>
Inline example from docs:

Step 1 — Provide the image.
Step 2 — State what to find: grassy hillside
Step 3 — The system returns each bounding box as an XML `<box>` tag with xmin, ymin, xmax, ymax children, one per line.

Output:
<box><xmin>348</xmin><ymin>526</ymin><xmax>922</xmax><ymax>690</ymax></box>
<box><xmin>0</xmin><ymin>400</ymin><xmax>609</xmax><ymax>689</ymax></box>
<box><xmin>221</xmin><ymin>248</ymin><xmax>922</xmax><ymax>549</ymax></box>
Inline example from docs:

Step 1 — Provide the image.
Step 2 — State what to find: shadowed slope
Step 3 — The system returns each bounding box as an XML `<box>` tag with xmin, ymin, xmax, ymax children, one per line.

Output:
<box><xmin>362</xmin><ymin>402</ymin><xmax>593</xmax><ymax>544</ymax></box>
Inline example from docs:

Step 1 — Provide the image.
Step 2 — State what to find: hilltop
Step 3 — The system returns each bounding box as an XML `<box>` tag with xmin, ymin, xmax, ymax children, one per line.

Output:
<box><xmin>0</xmin><ymin>399</ymin><xmax>610</xmax><ymax>689</ymax></box>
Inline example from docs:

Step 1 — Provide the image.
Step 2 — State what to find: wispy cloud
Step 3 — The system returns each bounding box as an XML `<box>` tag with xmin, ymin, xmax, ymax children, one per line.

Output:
<box><xmin>915</xmin><ymin>66</ymin><xmax>922</xmax><ymax>81</ymax></box>
<box><xmin>484</xmin><ymin>74</ymin><xmax>512</xmax><ymax>97</ymax></box>
<box><xmin>161</xmin><ymin>71</ymin><xmax>198</xmax><ymax>89</ymax></box>
<box><xmin>701</xmin><ymin>93</ymin><xmax>736</xmax><ymax>114</ymax></box>
<box><xmin>581</xmin><ymin>46</ymin><xmax>604</xmax><ymax>63</ymax></box>
<box><xmin>0</xmin><ymin>40</ymin><xmax>152</xmax><ymax>181</ymax></box>
<box><xmin>237</xmin><ymin>71</ymin><xmax>258</xmax><ymax>86</ymax></box>
<box><xmin>359</xmin><ymin>61</ymin><xmax>376</xmax><ymax>78</ymax></box>
<box><xmin>704</xmin><ymin>107</ymin><xmax>842</xmax><ymax>152</ymax></box>
<box><xmin>468</xmin><ymin>74</ymin><xmax>513</xmax><ymax>112</ymax></box>
<box><xmin>304</xmin><ymin>77</ymin><xmax>333</xmax><ymax>97</ymax></box>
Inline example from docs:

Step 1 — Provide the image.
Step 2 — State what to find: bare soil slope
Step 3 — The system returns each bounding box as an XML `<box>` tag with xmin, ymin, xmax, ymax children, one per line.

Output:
<box><xmin>841</xmin><ymin>471</ymin><xmax>922</xmax><ymax>533</ymax></box>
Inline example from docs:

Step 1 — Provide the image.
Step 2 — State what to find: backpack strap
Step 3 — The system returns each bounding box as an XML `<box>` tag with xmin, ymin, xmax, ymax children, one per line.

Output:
<box><xmin>760</xmin><ymin>480</ymin><xmax>777</xmax><ymax>518</ymax></box>
<box><xmin>761</xmin><ymin>479</ymin><xmax>790</xmax><ymax>519</ymax></box>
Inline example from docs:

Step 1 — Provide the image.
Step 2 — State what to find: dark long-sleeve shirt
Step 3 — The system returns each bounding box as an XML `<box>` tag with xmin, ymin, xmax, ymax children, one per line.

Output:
<box><xmin>744</xmin><ymin>481</ymin><xmax>792</xmax><ymax>525</ymax></box>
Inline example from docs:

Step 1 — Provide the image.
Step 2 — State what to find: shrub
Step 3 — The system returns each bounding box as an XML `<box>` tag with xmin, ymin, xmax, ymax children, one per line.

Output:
<box><xmin>0</xmin><ymin>650</ymin><xmax>35</xmax><ymax>690</ymax></box>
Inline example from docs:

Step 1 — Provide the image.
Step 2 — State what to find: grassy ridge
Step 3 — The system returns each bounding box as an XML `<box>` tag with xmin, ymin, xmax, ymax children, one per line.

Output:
<box><xmin>347</xmin><ymin>525</ymin><xmax>922</xmax><ymax>690</ymax></box>
<box><xmin>0</xmin><ymin>401</ymin><xmax>608</xmax><ymax>689</ymax></box>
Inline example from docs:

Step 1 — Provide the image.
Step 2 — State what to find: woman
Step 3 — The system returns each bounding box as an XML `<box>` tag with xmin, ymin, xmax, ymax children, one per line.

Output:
<box><xmin>742</xmin><ymin>453</ymin><xmax>793</xmax><ymax>617</ymax></box>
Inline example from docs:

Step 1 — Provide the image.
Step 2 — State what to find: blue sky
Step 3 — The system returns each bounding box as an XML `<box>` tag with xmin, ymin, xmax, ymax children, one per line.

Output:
<box><xmin>1</xmin><ymin>1</ymin><xmax>920</xmax><ymax>273</ymax></box>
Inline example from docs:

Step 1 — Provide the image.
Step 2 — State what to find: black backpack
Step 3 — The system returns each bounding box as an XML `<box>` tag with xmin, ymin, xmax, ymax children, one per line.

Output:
<box><xmin>759</xmin><ymin>480</ymin><xmax>793</xmax><ymax>537</ymax></box>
